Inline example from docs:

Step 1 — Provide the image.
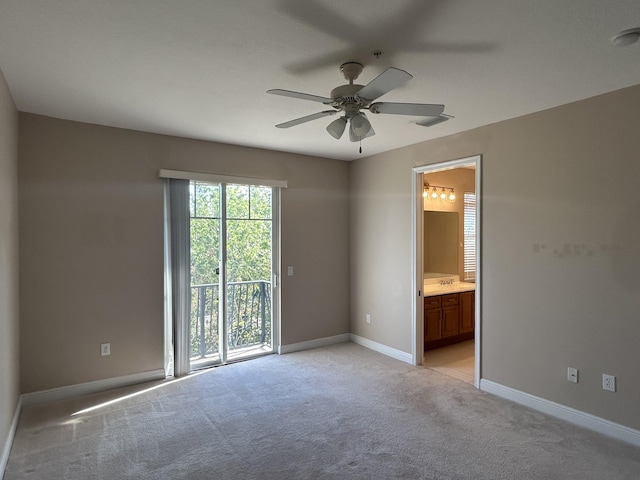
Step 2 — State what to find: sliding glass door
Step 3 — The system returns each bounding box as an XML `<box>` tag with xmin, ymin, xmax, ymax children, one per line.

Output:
<box><xmin>189</xmin><ymin>181</ymin><xmax>276</xmax><ymax>370</ymax></box>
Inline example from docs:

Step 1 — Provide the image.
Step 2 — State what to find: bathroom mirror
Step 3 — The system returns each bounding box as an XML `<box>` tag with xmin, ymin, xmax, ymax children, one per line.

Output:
<box><xmin>424</xmin><ymin>211</ymin><xmax>458</xmax><ymax>276</ymax></box>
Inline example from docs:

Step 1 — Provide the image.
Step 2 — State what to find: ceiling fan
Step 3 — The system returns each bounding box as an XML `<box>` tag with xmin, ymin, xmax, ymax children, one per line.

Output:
<box><xmin>267</xmin><ymin>62</ymin><xmax>450</xmax><ymax>145</ymax></box>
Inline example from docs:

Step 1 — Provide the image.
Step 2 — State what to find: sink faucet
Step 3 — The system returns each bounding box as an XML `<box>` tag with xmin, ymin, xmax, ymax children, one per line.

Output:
<box><xmin>439</xmin><ymin>278</ymin><xmax>455</xmax><ymax>286</ymax></box>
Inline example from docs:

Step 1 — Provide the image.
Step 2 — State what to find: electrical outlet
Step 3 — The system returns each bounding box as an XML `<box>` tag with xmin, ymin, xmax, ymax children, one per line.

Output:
<box><xmin>567</xmin><ymin>367</ymin><xmax>578</xmax><ymax>383</ymax></box>
<box><xmin>101</xmin><ymin>343</ymin><xmax>111</xmax><ymax>356</ymax></box>
<box><xmin>365</xmin><ymin>314</ymin><xmax>371</xmax><ymax>324</ymax></box>
<box><xmin>602</xmin><ymin>374</ymin><xmax>616</xmax><ymax>392</ymax></box>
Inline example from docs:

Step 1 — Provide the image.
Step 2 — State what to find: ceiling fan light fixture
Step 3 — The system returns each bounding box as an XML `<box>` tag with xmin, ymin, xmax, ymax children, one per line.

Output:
<box><xmin>326</xmin><ymin>116</ymin><xmax>347</xmax><ymax>139</ymax></box>
<box><xmin>349</xmin><ymin>123</ymin><xmax>376</xmax><ymax>143</ymax></box>
<box><xmin>350</xmin><ymin>113</ymin><xmax>372</xmax><ymax>138</ymax></box>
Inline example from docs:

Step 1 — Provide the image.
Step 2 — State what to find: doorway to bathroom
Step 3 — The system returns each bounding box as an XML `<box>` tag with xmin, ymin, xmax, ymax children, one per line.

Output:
<box><xmin>412</xmin><ymin>155</ymin><xmax>481</xmax><ymax>387</ymax></box>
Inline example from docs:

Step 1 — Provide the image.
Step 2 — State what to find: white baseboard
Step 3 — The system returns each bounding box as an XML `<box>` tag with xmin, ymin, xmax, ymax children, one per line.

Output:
<box><xmin>349</xmin><ymin>334</ymin><xmax>413</xmax><ymax>365</ymax></box>
<box><xmin>21</xmin><ymin>369</ymin><xmax>166</xmax><ymax>408</ymax></box>
<box><xmin>278</xmin><ymin>333</ymin><xmax>350</xmax><ymax>355</ymax></box>
<box><xmin>1</xmin><ymin>396</ymin><xmax>22</xmax><ymax>479</ymax></box>
<box><xmin>480</xmin><ymin>379</ymin><xmax>640</xmax><ymax>447</ymax></box>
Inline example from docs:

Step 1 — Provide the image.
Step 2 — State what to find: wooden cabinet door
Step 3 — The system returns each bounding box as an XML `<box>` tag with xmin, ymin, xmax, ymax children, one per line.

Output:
<box><xmin>459</xmin><ymin>291</ymin><xmax>475</xmax><ymax>334</ymax></box>
<box><xmin>424</xmin><ymin>296</ymin><xmax>442</xmax><ymax>309</ymax></box>
<box><xmin>425</xmin><ymin>308</ymin><xmax>442</xmax><ymax>342</ymax></box>
<box><xmin>441</xmin><ymin>305</ymin><xmax>459</xmax><ymax>337</ymax></box>
<box><xmin>441</xmin><ymin>294</ymin><xmax>459</xmax><ymax>307</ymax></box>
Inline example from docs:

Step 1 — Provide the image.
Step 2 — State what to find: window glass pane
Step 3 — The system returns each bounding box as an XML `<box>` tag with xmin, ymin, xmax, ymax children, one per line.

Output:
<box><xmin>192</xmin><ymin>182</ymin><xmax>220</xmax><ymax>219</ymax></box>
<box><xmin>226</xmin><ymin>184</ymin><xmax>250</xmax><ymax>219</ymax></box>
<box><xmin>189</xmin><ymin>181</ymin><xmax>222</xmax><ymax>364</ymax></box>
<box><xmin>250</xmin><ymin>185</ymin><xmax>272</xmax><ymax>220</ymax></box>
<box><xmin>464</xmin><ymin>192</ymin><xmax>476</xmax><ymax>282</ymax></box>
<box><xmin>189</xmin><ymin>182</ymin><xmax>195</xmax><ymax>217</ymax></box>
<box><xmin>226</xmin><ymin>219</ymin><xmax>272</xmax><ymax>283</ymax></box>
<box><xmin>189</xmin><ymin>182</ymin><xmax>221</xmax><ymax>285</ymax></box>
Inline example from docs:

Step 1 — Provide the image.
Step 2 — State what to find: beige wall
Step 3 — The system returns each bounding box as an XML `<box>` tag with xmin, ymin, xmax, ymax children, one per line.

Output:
<box><xmin>423</xmin><ymin>168</ymin><xmax>476</xmax><ymax>278</ymax></box>
<box><xmin>350</xmin><ymin>152</ymin><xmax>414</xmax><ymax>353</ymax></box>
<box><xmin>350</xmin><ymin>83</ymin><xmax>640</xmax><ymax>431</ymax></box>
<box><xmin>18</xmin><ymin>114</ymin><xmax>350</xmax><ymax>393</ymax></box>
<box><xmin>0</xmin><ymin>68</ymin><xmax>19</xmax><ymax>462</ymax></box>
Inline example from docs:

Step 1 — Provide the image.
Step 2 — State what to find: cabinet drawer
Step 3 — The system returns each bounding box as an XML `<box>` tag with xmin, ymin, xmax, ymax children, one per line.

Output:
<box><xmin>442</xmin><ymin>294</ymin><xmax>459</xmax><ymax>306</ymax></box>
<box><xmin>424</xmin><ymin>296</ymin><xmax>442</xmax><ymax>309</ymax></box>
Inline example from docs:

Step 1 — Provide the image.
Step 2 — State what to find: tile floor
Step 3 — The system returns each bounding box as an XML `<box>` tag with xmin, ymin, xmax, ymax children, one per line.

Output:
<box><xmin>423</xmin><ymin>340</ymin><xmax>475</xmax><ymax>384</ymax></box>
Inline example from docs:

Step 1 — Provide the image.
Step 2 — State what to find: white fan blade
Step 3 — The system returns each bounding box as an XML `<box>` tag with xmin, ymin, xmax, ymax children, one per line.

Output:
<box><xmin>369</xmin><ymin>102</ymin><xmax>444</xmax><ymax>117</ymax></box>
<box><xmin>275</xmin><ymin>110</ymin><xmax>336</xmax><ymax>128</ymax></box>
<box><xmin>267</xmin><ymin>89</ymin><xmax>333</xmax><ymax>104</ymax></box>
<box><xmin>355</xmin><ymin>67</ymin><xmax>413</xmax><ymax>101</ymax></box>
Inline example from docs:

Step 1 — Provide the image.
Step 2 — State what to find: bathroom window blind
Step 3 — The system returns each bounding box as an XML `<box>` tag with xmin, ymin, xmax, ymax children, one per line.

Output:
<box><xmin>463</xmin><ymin>192</ymin><xmax>476</xmax><ymax>282</ymax></box>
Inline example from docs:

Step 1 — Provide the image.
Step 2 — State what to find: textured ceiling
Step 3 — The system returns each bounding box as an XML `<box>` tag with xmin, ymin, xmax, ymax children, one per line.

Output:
<box><xmin>1</xmin><ymin>0</ymin><xmax>639</xmax><ymax>161</ymax></box>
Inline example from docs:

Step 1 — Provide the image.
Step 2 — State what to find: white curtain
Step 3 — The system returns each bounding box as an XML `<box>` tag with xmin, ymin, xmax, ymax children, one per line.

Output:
<box><xmin>164</xmin><ymin>179</ymin><xmax>191</xmax><ymax>377</ymax></box>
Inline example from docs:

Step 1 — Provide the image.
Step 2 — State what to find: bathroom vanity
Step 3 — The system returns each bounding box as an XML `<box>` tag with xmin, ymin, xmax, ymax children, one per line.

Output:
<box><xmin>423</xmin><ymin>275</ymin><xmax>475</xmax><ymax>350</ymax></box>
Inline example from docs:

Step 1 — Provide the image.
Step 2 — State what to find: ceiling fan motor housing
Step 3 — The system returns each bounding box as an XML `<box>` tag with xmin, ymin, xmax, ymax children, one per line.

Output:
<box><xmin>330</xmin><ymin>84</ymin><xmax>370</xmax><ymax>113</ymax></box>
<box><xmin>340</xmin><ymin>62</ymin><xmax>363</xmax><ymax>81</ymax></box>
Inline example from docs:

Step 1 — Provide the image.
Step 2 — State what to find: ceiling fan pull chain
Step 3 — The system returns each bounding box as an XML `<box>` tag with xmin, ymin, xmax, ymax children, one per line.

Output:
<box><xmin>359</xmin><ymin>138</ymin><xmax>362</xmax><ymax>154</ymax></box>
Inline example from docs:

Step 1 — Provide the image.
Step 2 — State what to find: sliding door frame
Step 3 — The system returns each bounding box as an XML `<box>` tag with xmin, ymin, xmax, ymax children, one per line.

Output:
<box><xmin>219</xmin><ymin>182</ymin><xmax>229</xmax><ymax>365</ymax></box>
<box><xmin>162</xmin><ymin>169</ymin><xmax>286</xmax><ymax>375</ymax></box>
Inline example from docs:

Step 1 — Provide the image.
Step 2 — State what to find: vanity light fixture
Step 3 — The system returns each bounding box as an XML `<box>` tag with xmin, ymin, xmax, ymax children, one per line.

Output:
<box><xmin>424</xmin><ymin>183</ymin><xmax>455</xmax><ymax>203</ymax></box>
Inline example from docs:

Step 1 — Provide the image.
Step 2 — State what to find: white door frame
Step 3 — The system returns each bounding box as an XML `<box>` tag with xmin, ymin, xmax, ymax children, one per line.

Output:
<box><xmin>411</xmin><ymin>155</ymin><xmax>482</xmax><ymax>388</ymax></box>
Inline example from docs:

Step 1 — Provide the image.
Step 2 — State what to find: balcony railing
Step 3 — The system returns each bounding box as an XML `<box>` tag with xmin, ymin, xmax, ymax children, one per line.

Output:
<box><xmin>190</xmin><ymin>280</ymin><xmax>271</xmax><ymax>360</ymax></box>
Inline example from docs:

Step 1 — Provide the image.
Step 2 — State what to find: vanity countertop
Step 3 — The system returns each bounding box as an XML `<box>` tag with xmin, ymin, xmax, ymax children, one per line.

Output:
<box><xmin>423</xmin><ymin>282</ymin><xmax>475</xmax><ymax>297</ymax></box>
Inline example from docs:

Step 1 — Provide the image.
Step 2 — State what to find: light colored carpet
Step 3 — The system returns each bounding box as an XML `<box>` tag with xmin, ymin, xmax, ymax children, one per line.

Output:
<box><xmin>424</xmin><ymin>340</ymin><xmax>475</xmax><ymax>385</ymax></box>
<box><xmin>5</xmin><ymin>343</ymin><xmax>640</xmax><ymax>479</ymax></box>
